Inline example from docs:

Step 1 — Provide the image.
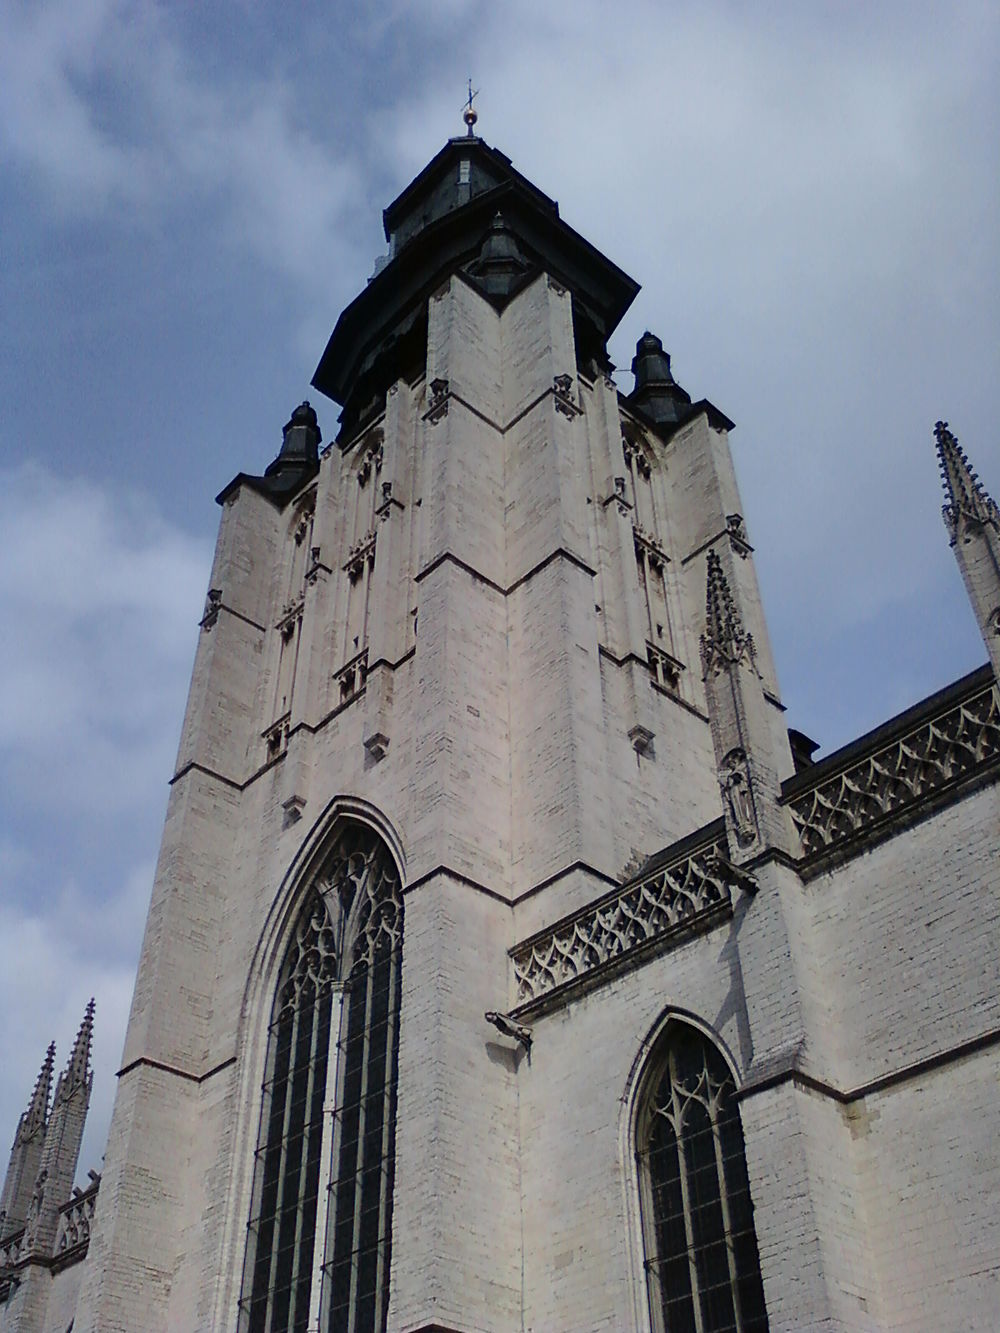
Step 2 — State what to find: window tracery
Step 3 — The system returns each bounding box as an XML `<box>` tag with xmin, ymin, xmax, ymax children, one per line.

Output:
<box><xmin>240</xmin><ymin>824</ymin><xmax>402</xmax><ymax>1333</ymax></box>
<box><xmin>636</xmin><ymin>1024</ymin><xmax>768</xmax><ymax>1333</ymax></box>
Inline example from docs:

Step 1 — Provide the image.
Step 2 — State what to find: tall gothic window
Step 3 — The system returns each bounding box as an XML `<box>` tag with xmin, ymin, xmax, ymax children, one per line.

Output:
<box><xmin>636</xmin><ymin>1023</ymin><xmax>769</xmax><ymax>1333</ymax></box>
<box><xmin>240</xmin><ymin>824</ymin><xmax>403</xmax><ymax>1333</ymax></box>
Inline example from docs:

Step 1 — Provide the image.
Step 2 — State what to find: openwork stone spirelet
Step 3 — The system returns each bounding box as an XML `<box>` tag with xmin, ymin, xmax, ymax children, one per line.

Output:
<box><xmin>787</xmin><ymin>680</ymin><xmax>999</xmax><ymax>857</ymax></box>
<box><xmin>511</xmin><ymin>833</ymin><xmax>731</xmax><ymax>1011</ymax></box>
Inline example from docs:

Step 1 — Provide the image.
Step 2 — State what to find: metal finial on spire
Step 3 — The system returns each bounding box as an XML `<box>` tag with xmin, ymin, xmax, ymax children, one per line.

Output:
<box><xmin>462</xmin><ymin>78</ymin><xmax>479</xmax><ymax>136</ymax></box>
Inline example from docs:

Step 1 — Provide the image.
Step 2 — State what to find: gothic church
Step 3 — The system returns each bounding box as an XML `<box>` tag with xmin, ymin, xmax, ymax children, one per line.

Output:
<box><xmin>2</xmin><ymin>126</ymin><xmax>998</xmax><ymax>1332</ymax></box>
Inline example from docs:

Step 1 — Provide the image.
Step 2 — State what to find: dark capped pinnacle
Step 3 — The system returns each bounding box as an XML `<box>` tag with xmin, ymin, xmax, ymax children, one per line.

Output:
<box><xmin>629</xmin><ymin>332</ymin><xmax>692</xmax><ymax>428</ymax></box>
<box><xmin>267</xmin><ymin>401</ymin><xmax>322</xmax><ymax>476</ymax></box>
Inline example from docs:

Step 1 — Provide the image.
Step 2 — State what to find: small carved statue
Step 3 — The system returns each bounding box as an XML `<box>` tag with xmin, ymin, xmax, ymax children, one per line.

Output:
<box><xmin>723</xmin><ymin>750</ymin><xmax>757</xmax><ymax>848</ymax></box>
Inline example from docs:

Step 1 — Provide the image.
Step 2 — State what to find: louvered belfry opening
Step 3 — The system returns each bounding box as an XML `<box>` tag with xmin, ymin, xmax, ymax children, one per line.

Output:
<box><xmin>240</xmin><ymin>824</ymin><xmax>402</xmax><ymax>1333</ymax></box>
<box><xmin>637</xmin><ymin>1025</ymin><xmax>769</xmax><ymax>1333</ymax></box>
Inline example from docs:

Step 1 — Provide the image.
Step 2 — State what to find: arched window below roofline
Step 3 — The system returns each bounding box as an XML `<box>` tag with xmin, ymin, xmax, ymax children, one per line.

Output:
<box><xmin>236</xmin><ymin>816</ymin><xmax>404</xmax><ymax>1333</ymax></box>
<box><xmin>623</xmin><ymin>1011</ymin><xmax>769</xmax><ymax>1333</ymax></box>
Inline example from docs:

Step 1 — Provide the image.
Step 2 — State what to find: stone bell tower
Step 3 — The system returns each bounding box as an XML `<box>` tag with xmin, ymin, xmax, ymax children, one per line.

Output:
<box><xmin>8</xmin><ymin>117</ymin><xmax>991</xmax><ymax>1333</ymax></box>
<box><xmin>65</xmin><ymin>128</ymin><xmax>794</xmax><ymax>1333</ymax></box>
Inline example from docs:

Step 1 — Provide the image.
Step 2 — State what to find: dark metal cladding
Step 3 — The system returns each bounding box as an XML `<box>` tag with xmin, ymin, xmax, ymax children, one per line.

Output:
<box><xmin>216</xmin><ymin>400</ymin><xmax>321</xmax><ymax>508</ymax></box>
<box><xmin>627</xmin><ymin>331</ymin><xmax>692</xmax><ymax>428</ymax></box>
<box><xmin>311</xmin><ymin>138</ymin><xmax>640</xmax><ymax>441</ymax></box>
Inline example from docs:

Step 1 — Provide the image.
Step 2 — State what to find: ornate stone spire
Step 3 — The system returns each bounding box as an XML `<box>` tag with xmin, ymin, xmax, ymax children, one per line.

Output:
<box><xmin>0</xmin><ymin>1043</ymin><xmax>56</xmax><ymax>1239</ymax></box>
<box><xmin>935</xmin><ymin>420</ymin><xmax>999</xmax><ymax>544</ymax></box>
<box><xmin>17</xmin><ymin>1043</ymin><xmax>55</xmax><ymax>1144</ymax></box>
<box><xmin>934</xmin><ymin>421</ymin><xmax>1000</xmax><ymax>680</ymax></box>
<box><xmin>700</xmin><ymin>551</ymin><xmax>797</xmax><ymax>860</ymax></box>
<box><xmin>701</xmin><ymin>550</ymin><xmax>756</xmax><ymax>675</ymax></box>
<box><xmin>55</xmin><ymin>999</ymin><xmax>95</xmax><ymax>1105</ymax></box>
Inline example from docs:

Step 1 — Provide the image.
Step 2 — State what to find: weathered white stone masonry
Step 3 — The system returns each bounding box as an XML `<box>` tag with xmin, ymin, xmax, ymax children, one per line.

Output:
<box><xmin>3</xmin><ymin>134</ymin><xmax>997</xmax><ymax>1333</ymax></box>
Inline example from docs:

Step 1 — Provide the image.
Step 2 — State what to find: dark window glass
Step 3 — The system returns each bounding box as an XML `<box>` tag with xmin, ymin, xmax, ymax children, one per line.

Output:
<box><xmin>638</xmin><ymin>1025</ymin><xmax>769</xmax><ymax>1333</ymax></box>
<box><xmin>240</xmin><ymin>826</ymin><xmax>402</xmax><ymax>1333</ymax></box>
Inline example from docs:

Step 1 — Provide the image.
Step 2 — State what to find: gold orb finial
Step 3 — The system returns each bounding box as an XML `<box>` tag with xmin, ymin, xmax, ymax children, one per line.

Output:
<box><xmin>462</xmin><ymin>78</ymin><xmax>479</xmax><ymax>137</ymax></box>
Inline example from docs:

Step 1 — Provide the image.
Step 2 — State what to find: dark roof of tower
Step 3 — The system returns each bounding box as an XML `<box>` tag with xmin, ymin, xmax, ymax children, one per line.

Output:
<box><xmin>381</xmin><ymin>137</ymin><xmax>560</xmax><ymax>251</ymax></box>
<box><xmin>312</xmin><ymin>137</ymin><xmax>640</xmax><ymax>435</ymax></box>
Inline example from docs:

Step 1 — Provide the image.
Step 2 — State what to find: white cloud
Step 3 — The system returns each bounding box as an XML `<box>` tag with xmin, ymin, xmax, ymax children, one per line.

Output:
<box><xmin>0</xmin><ymin>463</ymin><xmax>210</xmax><ymax>1179</ymax></box>
<box><xmin>0</xmin><ymin>0</ymin><xmax>367</xmax><ymax>295</ymax></box>
<box><xmin>0</xmin><ymin>865</ymin><xmax>150</xmax><ymax>1181</ymax></box>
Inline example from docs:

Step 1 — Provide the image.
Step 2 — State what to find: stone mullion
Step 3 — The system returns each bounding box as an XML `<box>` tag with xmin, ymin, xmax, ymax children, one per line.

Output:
<box><xmin>668</xmin><ymin>1053</ymin><xmax>706</xmax><ymax>1333</ymax></box>
<box><xmin>707</xmin><ymin>1077</ymin><xmax>746</xmax><ymax>1332</ymax></box>
<box><xmin>372</xmin><ymin>950</ymin><xmax>400</xmax><ymax>1331</ymax></box>
<box><xmin>346</xmin><ymin>963</ymin><xmax>377</xmax><ymax>1332</ymax></box>
<box><xmin>263</xmin><ymin>1000</ymin><xmax>302</xmax><ymax>1333</ymax></box>
<box><xmin>285</xmin><ymin>994</ymin><xmax>323</xmax><ymax>1331</ymax></box>
<box><xmin>308</xmin><ymin>987</ymin><xmax>344</xmax><ymax>1333</ymax></box>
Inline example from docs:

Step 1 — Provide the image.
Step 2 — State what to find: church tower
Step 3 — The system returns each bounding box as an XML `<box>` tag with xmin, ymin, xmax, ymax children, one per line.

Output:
<box><xmin>35</xmin><ymin>129</ymin><xmax>996</xmax><ymax>1333</ymax></box>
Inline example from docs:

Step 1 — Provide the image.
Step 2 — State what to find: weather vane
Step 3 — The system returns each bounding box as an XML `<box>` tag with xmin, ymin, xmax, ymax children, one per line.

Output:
<box><xmin>462</xmin><ymin>78</ymin><xmax>479</xmax><ymax>136</ymax></box>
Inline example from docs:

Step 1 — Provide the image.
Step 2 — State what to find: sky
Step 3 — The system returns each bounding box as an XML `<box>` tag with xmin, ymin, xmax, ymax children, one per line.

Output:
<box><xmin>0</xmin><ymin>0</ymin><xmax>997</xmax><ymax>1181</ymax></box>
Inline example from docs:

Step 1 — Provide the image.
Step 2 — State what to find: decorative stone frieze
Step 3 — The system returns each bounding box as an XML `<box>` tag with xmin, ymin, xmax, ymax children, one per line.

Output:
<box><xmin>511</xmin><ymin>831</ymin><xmax>733</xmax><ymax>1012</ymax></box>
<box><xmin>787</xmin><ymin>679</ymin><xmax>1000</xmax><ymax>857</ymax></box>
<box><xmin>55</xmin><ymin>1182</ymin><xmax>98</xmax><ymax>1260</ymax></box>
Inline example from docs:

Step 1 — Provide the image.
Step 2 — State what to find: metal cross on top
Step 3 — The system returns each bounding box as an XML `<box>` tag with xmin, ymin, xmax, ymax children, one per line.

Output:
<box><xmin>462</xmin><ymin>78</ymin><xmax>480</xmax><ymax>135</ymax></box>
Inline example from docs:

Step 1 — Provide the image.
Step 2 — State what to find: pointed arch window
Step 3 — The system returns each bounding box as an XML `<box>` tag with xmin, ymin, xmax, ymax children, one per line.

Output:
<box><xmin>636</xmin><ymin>1023</ymin><xmax>769</xmax><ymax>1333</ymax></box>
<box><xmin>240</xmin><ymin>823</ymin><xmax>403</xmax><ymax>1333</ymax></box>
